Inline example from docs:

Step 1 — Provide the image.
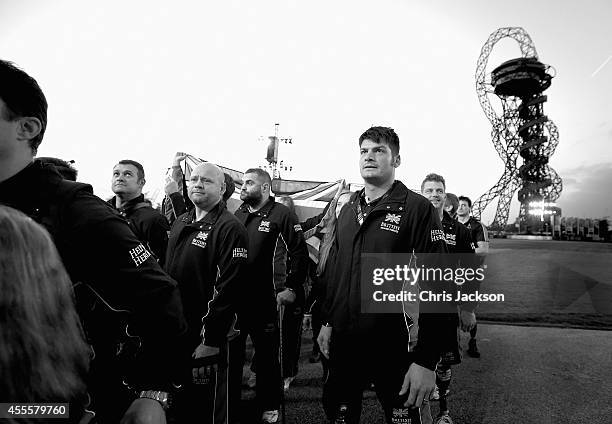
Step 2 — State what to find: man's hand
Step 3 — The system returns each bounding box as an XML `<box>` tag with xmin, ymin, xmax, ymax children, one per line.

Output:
<box><xmin>317</xmin><ymin>326</ymin><xmax>332</xmax><ymax>359</ymax></box>
<box><xmin>276</xmin><ymin>288</ymin><xmax>296</xmax><ymax>306</ymax></box>
<box><xmin>164</xmin><ymin>177</ymin><xmax>180</xmax><ymax>195</ymax></box>
<box><xmin>172</xmin><ymin>152</ymin><xmax>188</xmax><ymax>167</ymax></box>
<box><xmin>120</xmin><ymin>398</ymin><xmax>166</xmax><ymax>424</ymax></box>
<box><xmin>302</xmin><ymin>313</ymin><xmax>312</xmax><ymax>331</ymax></box>
<box><xmin>192</xmin><ymin>343</ymin><xmax>220</xmax><ymax>382</ymax></box>
<box><xmin>459</xmin><ymin>309</ymin><xmax>476</xmax><ymax>332</ymax></box>
<box><xmin>399</xmin><ymin>363</ymin><xmax>435</xmax><ymax>408</ymax></box>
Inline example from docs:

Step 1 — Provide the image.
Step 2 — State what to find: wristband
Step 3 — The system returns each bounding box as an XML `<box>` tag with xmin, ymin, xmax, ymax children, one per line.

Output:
<box><xmin>139</xmin><ymin>390</ymin><xmax>171</xmax><ymax>411</ymax></box>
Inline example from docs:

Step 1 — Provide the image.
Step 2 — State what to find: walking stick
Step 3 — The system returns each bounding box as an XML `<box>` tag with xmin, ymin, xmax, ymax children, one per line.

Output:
<box><xmin>278</xmin><ymin>303</ymin><xmax>286</xmax><ymax>424</ymax></box>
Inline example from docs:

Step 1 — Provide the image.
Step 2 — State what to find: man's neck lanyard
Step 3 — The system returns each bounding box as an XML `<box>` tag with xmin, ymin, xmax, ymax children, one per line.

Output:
<box><xmin>356</xmin><ymin>188</ymin><xmax>392</xmax><ymax>226</ymax></box>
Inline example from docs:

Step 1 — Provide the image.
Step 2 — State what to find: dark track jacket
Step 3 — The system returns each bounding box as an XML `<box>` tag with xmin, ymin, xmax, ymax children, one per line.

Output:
<box><xmin>235</xmin><ymin>197</ymin><xmax>308</xmax><ymax>322</ymax></box>
<box><xmin>323</xmin><ymin>181</ymin><xmax>449</xmax><ymax>371</ymax></box>
<box><xmin>165</xmin><ymin>202</ymin><xmax>248</xmax><ymax>348</ymax></box>
<box><xmin>442</xmin><ymin>211</ymin><xmax>480</xmax><ymax>312</ymax></box>
<box><xmin>0</xmin><ymin>162</ymin><xmax>188</xmax><ymax>392</ymax></box>
<box><xmin>108</xmin><ymin>194</ymin><xmax>170</xmax><ymax>266</ymax></box>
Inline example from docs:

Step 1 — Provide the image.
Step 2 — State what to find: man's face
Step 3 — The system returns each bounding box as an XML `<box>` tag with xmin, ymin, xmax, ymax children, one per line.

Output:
<box><xmin>240</xmin><ymin>172</ymin><xmax>265</xmax><ymax>205</ymax></box>
<box><xmin>111</xmin><ymin>164</ymin><xmax>144</xmax><ymax>197</ymax></box>
<box><xmin>188</xmin><ymin>164</ymin><xmax>224</xmax><ymax>210</ymax></box>
<box><xmin>335</xmin><ymin>193</ymin><xmax>352</xmax><ymax>218</ymax></box>
<box><xmin>359</xmin><ymin>139</ymin><xmax>398</xmax><ymax>184</ymax></box>
<box><xmin>457</xmin><ymin>200</ymin><xmax>471</xmax><ymax>218</ymax></box>
<box><xmin>421</xmin><ymin>180</ymin><xmax>446</xmax><ymax>211</ymax></box>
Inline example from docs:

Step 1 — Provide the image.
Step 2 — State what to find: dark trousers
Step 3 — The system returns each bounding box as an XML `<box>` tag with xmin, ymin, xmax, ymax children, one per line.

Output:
<box><xmin>237</xmin><ymin>318</ymin><xmax>281</xmax><ymax>412</ymax></box>
<box><xmin>322</xmin><ymin>330</ymin><xmax>412</xmax><ymax>424</ymax></box>
<box><xmin>171</xmin><ymin>329</ymin><xmax>242</xmax><ymax>424</ymax></box>
<box><xmin>281</xmin><ymin>303</ymin><xmax>304</xmax><ymax>378</ymax></box>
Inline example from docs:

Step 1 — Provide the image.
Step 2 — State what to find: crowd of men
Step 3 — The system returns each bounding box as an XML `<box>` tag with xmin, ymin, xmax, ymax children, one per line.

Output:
<box><xmin>0</xmin><ymin>60</ymin><xmax>488</xmax><ymax>424</ymax></box>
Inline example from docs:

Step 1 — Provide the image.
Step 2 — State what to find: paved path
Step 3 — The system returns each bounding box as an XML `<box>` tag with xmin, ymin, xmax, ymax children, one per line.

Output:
<box><xmin>240</xmin><ymin>323</ymin><xmax>612</xmax><ymax>423</ymax></box>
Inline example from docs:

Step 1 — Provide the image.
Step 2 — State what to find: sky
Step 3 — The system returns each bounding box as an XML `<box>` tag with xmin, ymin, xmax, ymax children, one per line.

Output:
<box><xmin>1</xmin><ymin>0</ymin><xmax>611</xmax><ymax>224</ymax></box>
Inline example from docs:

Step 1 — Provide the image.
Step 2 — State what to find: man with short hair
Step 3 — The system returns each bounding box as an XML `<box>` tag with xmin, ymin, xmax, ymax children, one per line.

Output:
<box><xmin>110</xmin><ymin>159</ymin><xmax>170</xmax><ymax>265</ymax></box>
<box><xmin>457</xmin><ymin>196</ymin><xmax>489</xmax><ymax>357</ymax></box>
<box><xmin>421</xmin><ymin>173</ymin><xmax>477</xmax><ymax>424</ymax></box>
<box><xmin>0</xmin><ymin>59</ymin><xmax>188</xmax><ymax>424</ymax></box>
<box><xmin>165</xmin><ymin>162</ymin><xmax>248</xmax><ymax>423</ymax></box>
<box><xmin>235</xmin><ymin>168</ymin><xmax>309</xmax><ymax>423</ymax></box>
<box><xmin>317</xmin><ymin>127</ymin><xmax>449</xmax><ymax>424</ymax></box>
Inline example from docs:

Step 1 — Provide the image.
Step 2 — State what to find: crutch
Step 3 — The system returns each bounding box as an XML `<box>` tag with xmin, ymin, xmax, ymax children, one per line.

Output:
<box><xmin>278</xmin><ymin>303</ymin><xmax>287</xmax><ymax>424</ymax></box>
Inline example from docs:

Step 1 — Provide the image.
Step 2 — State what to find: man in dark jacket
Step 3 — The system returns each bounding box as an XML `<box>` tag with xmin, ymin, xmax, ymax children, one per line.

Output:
<box><xmin>421</xmin><ymin>173</ymin><xmax>477</xmax><ymax>424</ymax></box>
<box><xmin>109</xmin><ymin>159</ymin><xmax>170</xmax><ymax>265</ymax></box>
<box><xmin>0</xmin><ymin>59</ymin><xmax>188</xmax><ymax>424</ymax></box>
<box><xmin>317</xmin><ymin>127</ymin><xmax>449</xmax><ymax>424</ymax></box>
<box><xmin>165</xmin><ymin>162</ymin><xmax>248</xmax><ymax>423</ymax></box>
<box><xmin>234</xmin><ymin>168</ymin><xmax>308</xmax><ymax>423</ymax></box>
<box><xmin>457</xmin><ymin>195</ymin><xmax>489</xmax><ymax>358</ymax></box>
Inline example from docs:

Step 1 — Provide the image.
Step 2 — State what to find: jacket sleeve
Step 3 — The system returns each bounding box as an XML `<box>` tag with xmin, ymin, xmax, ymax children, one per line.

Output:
<box><xmin>202</xmin><ymin>220</ymin><xmax>249</xmax><ymax>347</ymax></box>
<box><xmin>168</xmin><ymin>191</ymin><xmax>188</xmax><ymax>218</ymax></box>
<box><xmin>456</xmin><ymin>225</ymin><xmax>480</xmax><ymax>312</ymax></box>
<box><xmin>301</xmin><ymin>207</ymin><xmax>328</xmax><ymax>234</ymax></box>
<box><xmin>411</xmin><ymin>203</ymin><xmax>449</xmax><ymax>371</ymax></box>
<box><xmin>145</xmin><ymin>212</ymin><xmax>171</xmax><ymax>267</ymax></box>
<box><xmin>64</xmin><ymin>191</ymin><xmax>188</xmax><ymax>390</ymax></box>
<box><xmin>279</xmin><ymin>209</ymin><xmax>309</xmax><ymax>291</ymax></box>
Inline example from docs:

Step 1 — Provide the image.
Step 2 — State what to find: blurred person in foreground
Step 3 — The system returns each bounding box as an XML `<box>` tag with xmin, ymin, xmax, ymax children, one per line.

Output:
<box><xmin>0</xmin><ymin>205</ymin><xmax>91</xmax><ymax>423</ymax></box>
<box><xmin>0</xmin><ymin>59</ymin><xmax>188</xmax><ymax>424</ymax></box>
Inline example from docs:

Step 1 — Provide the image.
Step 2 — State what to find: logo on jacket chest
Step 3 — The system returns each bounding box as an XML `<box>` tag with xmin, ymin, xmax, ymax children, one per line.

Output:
<box><xmin>444</xmin><ymin>231</ymin><xmax>457</xmax><ymax>246</ymax></box>
<box><xmin>191</xmin><ymin>231</ymin><xmax>209</xmax><ymax>249</ymax></box>
<box><xmin>258</xmin><ymin>220</ymin><xmax>271</xmax><ymax>233</ymax></box>
<box><xmin>379</xmin><ymin>213</ymin><xmax>401</xmax><ymax>234</ymax></box>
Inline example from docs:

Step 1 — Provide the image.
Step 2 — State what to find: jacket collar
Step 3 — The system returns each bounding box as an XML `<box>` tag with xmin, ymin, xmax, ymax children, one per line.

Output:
<box><xmin>182</xmin><ymin>200</ymin><xmax>225</xmax><ymax>226</ymax></box>
<box><xmin>0</xmin><ymin>161</ymin><xmax>63</xmax><ymax>207</ymax></box>
<box><xmin>108</xmin><ymin>194</ymin><xmax>146</xmax><ymax>213</ymax></box>
<box><xmin>348</xmin><ymin>180</ymin><xmax>411</xmax><ymax>211</ymax></box>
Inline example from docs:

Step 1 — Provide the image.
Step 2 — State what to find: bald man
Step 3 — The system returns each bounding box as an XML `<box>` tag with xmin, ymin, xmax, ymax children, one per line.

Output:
<box><xmin>165</xmin><ymin>163</ymin><xmax>249</xmax><ymax>423</ymax></box>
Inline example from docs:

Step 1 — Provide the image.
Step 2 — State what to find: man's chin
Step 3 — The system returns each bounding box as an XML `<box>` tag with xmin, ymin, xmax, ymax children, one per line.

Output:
<box><xmin>241</xmin><ymin>198</ymin><xmax>257</xmax><ymax>206</ymax></box>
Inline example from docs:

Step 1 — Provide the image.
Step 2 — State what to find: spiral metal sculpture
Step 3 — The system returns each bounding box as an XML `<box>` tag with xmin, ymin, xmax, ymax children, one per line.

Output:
<box><xmin>472</xmin><ymin>27</ymin><xmax>561</xmax><ymax>230</ymax></box>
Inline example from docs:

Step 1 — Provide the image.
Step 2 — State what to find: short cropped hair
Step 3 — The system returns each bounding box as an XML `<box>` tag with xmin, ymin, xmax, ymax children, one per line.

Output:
<box><xmin>458</xmin><ymin>196</ymin><xmax>472</xmax><ymax>209</ymax></box>
<box><xmin>358</xmin><ymin>126</ymin><xmax>400</xmax><ymax>157</ymax></box>
<box><xmin>37</xmin><ymin>157</ymin><xmax>78</xmax><ymax>181</ymax></box>
<box><xmin>0</xmin><ymin>60</ymin><xmax>48</xmax><ymax>154</ymax></box>
<box><xmin>117</xmin><ymin>160</ymin><xmax>145</xmax><ymax>181</ymax></box>
<box><xmin>244</xmin><ymin>168</ymin><xmax>272</xmax><ymax>185</ymax></box>
<box><xmin>421</xmin><ymin>173</ymin><xmax>446</xmax><ymax>191</ymax></box>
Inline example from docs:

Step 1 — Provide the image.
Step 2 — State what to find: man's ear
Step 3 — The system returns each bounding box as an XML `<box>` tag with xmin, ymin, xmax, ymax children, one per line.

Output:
<box><xmin>138</xmin><ymin>178</ymin><xmax>146</xmax><ymax>188</ymax></box>
<box><xmin>393</xmin><ymin>154</ymin><xmax>401</xmax><ymax>168</ymax></box>
<box><xmin>16</xmin><ymin>117</ymin><xmax>42</xmax><ymax>142</ymax></box>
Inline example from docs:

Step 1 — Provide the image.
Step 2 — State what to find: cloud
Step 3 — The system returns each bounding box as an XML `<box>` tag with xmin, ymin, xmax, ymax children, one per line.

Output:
<box><xmin>556</xmin><ymin>162</ymin><xmax>612</xmax><ymax>217</ymax></box>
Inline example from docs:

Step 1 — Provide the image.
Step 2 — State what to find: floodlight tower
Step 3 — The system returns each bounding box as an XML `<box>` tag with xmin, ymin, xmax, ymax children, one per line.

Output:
<box><xmin>262</xmin><ymin>123</ymin><xmax>293</xmax><ymax>179</ymax></box>
<box><xmin>472</xmin><ymin>27</ymin><xmax>562</xmax><ymax>232</ymax></box>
